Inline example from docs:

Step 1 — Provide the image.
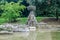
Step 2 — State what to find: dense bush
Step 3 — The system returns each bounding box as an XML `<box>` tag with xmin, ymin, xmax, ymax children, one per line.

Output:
<box><xmin>0</xmin><ymin>1</ymin><xmax>26</xmax><ymax>22</ymax></box>
<box><xmin>0</xmin><ymin>0</ymin><xmax>60</xmax><ymax>24</ymax></box>
<box><xmin>35</xmin><ymin>0</ymin><xmax>60</xmax><ymax>20</ymax></box>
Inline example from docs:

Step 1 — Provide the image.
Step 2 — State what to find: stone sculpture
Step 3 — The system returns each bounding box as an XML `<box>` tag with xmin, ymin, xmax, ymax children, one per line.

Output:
<box><xmin>27</xmin><ymin>6</ymin><xmax>37</xmax><ymax>26</ymax></box>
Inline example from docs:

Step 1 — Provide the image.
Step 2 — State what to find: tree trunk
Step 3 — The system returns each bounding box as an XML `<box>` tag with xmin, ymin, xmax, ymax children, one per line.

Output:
<box><xmin>56</xmin><ymin>12</ymin><xmax>59</xmax><ymax>21</ymax></box>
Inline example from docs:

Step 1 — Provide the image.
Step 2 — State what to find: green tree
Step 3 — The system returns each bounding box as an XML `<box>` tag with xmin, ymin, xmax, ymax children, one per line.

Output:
<box><xmin>1</xmin><ymin>2</ymin><xmax>26</xmax><ymax>22</ymax></box>
<box><xmin>36</xmin><ymin>0</ymin><xmax>60</xmax><ymax>20</ymax></box>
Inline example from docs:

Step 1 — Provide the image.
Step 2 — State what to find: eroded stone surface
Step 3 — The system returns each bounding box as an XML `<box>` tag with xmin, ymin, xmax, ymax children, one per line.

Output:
<box><xmin>27</xmin><ymin>6</ymin><xmax>37</xmax><ymax>26</ymax></box>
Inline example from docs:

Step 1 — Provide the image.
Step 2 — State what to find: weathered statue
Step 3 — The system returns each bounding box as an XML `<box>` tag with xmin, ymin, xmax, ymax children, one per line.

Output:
<box><xmin>27</xmin><ymin>6</ymin><xmax>37</xmax><ymax>26</ymax></box>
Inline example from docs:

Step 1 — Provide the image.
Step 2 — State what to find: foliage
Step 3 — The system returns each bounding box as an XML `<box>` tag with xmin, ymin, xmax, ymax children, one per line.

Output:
<box><xmin>0</xmin><ymin>18</ymin><xmax>7</xmax><ymax>24</ymax></box>
<box><xmin>36</xmin><ymin>0</ymin><xmax>60</xmax><ymax>20</ymax></box>
<box><xmin>1</xmin><ymin>2</ymin><xmax>26</xmax><ymax>22</ymax></box>
<box><xmin>21</xmin><ymin>0</ymin><xmax>29</xmax><ymax>17</ymax></box>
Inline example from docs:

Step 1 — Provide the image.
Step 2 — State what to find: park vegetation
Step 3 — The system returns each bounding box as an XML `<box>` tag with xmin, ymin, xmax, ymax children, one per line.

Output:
<box><xmin>36</xmin><ymin>0</ymin><xmax>60</xmax><ymax>20</ymax></box>
<box><xmin>0</xmin><ymin>0</ymin><xmax>60</xmax><ymax>24</ymax></box>
<box><xmin>0</xmin><ymin>0</ymin><xmax>26</xmax><ymax>23</ymax></box>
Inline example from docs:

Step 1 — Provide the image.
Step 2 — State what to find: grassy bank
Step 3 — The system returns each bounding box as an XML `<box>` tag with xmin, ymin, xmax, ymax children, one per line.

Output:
<box><xmin>18</xmin><ymin>17</ymin><xmax>44</xmax><ymax>24</ymax></box>
<box><xmin>0</xmin><ymin>17</ymin><xmax>44</xmax><ymax>24</ymax></box>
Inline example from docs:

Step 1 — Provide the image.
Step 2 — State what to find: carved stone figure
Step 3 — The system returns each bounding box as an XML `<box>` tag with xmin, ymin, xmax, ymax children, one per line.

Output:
<box><xmin>27</xmin><ymin>6</ymin><xmax>37</xmax><ymax>26</ymax></box>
